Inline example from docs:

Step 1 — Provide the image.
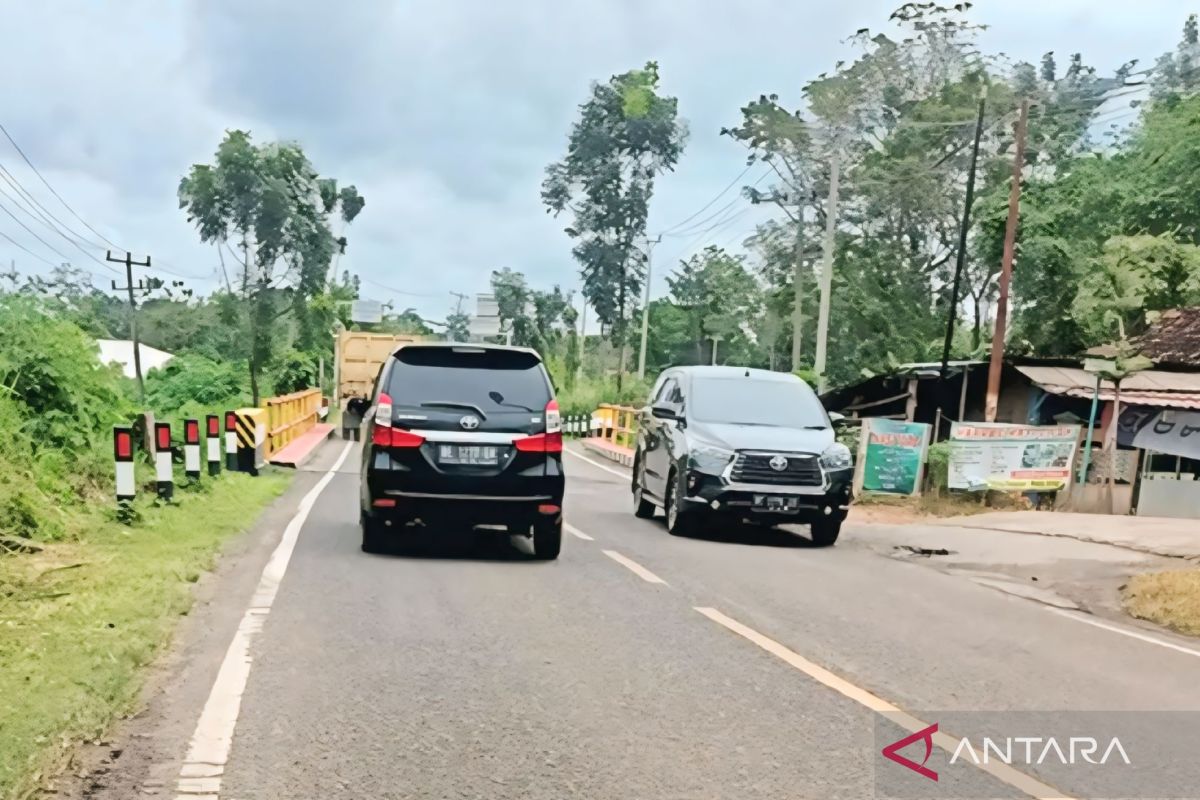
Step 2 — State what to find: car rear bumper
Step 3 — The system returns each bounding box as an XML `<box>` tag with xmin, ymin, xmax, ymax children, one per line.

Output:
<box><xmin>684</xmin><ymin>468</ymin><xmax>853</xmax><ymax>522</ymax></box>
<box><xmin>363</xmin><ymin>461</ymin><xmax>565</xmax><ymax>528</ymax></box>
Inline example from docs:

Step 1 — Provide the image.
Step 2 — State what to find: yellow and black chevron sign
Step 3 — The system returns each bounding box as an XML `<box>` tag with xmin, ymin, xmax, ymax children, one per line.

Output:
<box><xmin>235</xmin><ymin>410</ymin><xmax>260</xmax><ymax>448</ymax></box>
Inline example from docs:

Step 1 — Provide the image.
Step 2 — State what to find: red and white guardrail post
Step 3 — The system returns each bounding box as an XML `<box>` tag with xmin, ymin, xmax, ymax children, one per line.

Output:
<box><xmin>225</xmin><ymin>411</ymin><xmax>238</xmax><ymax>472</ymax></box>
<box><xmin>206</xmin><ymin>414</ymin><xmax>222</xmax><ymax>476</ymax></box>
<box><xmin>154</xmin><ymin>422</ymin><xmax>174</xmax><ymax>501</ymax></box>
<box><xmin>114</xmin><ymin>426</ymin><xmax>135</xmax><ymax>520</ymax></box>
<box><xmin>184</xmin><ymin>419</ymin><xmax>202</xmax><ymax>484</ymax></box>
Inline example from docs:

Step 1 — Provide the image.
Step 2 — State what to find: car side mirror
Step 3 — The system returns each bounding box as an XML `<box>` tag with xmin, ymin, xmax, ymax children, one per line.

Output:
<box><xmin>651</xmin><ymin>403</ymin><xmax>679</xmax><ymax>421</ymax></box>
<box><xmin>828</xmin><ymin>411</ymin><xmax>846</xmax><ymax>425</ymax></box>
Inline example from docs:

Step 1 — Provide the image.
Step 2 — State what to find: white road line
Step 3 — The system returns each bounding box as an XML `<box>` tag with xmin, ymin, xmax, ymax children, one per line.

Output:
<box><xmin>602</xmin><ymin>549</ymin><xmax>668</xmax><ymax>585</ymax></box>
<box><xmin>694</xmin><ymin>606</ymin><xmax>1076</xmax><ymax>800</ymax></box>
<box><xmin>174</xmin><ymin>441</ymin><xmax>355</xmax><ymax>800</ymax></box>
<box><xmin>564</xmin><ymin>522</ymin><xmax>594</xmax><ymax>541</ymax></box>
<box><xmin>563</xmin><ymin>445</ymin><xmax>630</xmax><ymax>479</ymax></box>
<box><xmin>1046</xmin><ymin>607</ymin><xmax>1200</xmax><ymax>660</ymax></box>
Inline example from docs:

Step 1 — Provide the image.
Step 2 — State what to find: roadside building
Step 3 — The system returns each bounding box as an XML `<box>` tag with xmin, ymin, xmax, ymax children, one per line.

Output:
<box><xmin>96</xmin><ymin>338</ymin><xmax>174</xmax><ymax>379</ymax></box>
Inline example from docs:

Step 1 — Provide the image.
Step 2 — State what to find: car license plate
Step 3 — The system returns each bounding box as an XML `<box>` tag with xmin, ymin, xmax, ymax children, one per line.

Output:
<box><xmin>438</xmin><ymin>444</ymin><xmax>500</xmax><ymax>466</ymax></box>
<box><xmin>754</xmin><ymin>495</ymin><xmax>799</xmax><ymax>511</ymax></box>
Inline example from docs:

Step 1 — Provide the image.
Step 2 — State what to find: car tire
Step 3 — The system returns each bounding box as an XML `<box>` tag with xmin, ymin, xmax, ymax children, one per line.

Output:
<box><xmin>632</xmin><ymin>455</ymin><xmax>656</xmax><ymax>519</ymax></box>
<box><xmin>664</xmin><ymin>471</ymin><xmax>698</xmax><ymax>537</ymax></box>
<box><xmin>532</xmin><ymin>516</ymin><xmax>562</xmax><ymax>560</ymax></box>
<box><xmin>809</xmin><ymin>518</ymin><xmax>841</xmax><ymax>547</ymax></box>
<box><xmin>361</xmin><ymin>512</ymin><xmax>386</xmax><ymax>553</ymax></box>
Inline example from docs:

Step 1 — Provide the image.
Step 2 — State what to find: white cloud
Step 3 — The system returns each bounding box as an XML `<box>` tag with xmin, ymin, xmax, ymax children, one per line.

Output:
<box><xmin>0</xmin><ymin>0</ymin><xmax>1192</xmax><ymax>319</ymax></box>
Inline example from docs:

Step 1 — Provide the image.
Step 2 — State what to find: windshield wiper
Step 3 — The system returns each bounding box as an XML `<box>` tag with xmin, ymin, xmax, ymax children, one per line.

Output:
<box><xmin>487</xmin><ymin>391</ymin><xmax>536</xmax><ymax>412</ymax></box>
<box><xmin>802</xmin><ymin>425</ymin><xmax>830</xmax><ymax>430</ymax></box>
<box><xmin>419</xmin><ymin>400</ymin><xmax>487</xmax><ymax>418</ymax></box>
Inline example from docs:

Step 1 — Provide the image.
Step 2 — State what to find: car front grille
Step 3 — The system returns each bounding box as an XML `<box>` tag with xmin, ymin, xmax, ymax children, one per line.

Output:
<box><xmin>730</xmin><ymin>453</ymin><xmax>823</xmax><ymax>486</ymax></box>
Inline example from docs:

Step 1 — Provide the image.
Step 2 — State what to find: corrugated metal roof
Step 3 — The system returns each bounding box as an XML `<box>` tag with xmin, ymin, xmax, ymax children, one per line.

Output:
<box><xmin>1016</xmin><ymin>365</ymin><xmax>1200</xmax><ymax>409</ymax></box>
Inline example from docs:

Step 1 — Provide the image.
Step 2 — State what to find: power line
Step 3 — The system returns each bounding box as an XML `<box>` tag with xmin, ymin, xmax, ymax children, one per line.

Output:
<box><xmin>654</xmin><ymin>163</ymin><xmax>753</xmax><ymax>235</ymax></box>
<box><xmin>0</xmin><ymin>227</ymin><xmax>57</xmax><ymax>267</ymax></box>
<box><xmin>360</xmin><ymin>277</ymin><xmax>440</xmax><ymax>298</ymax></box>
<box><xmin>0</xmin><ymin>119</ymin><xmax>123</xmax><ymax>251</ymax></box>
<box><xmin>0</xmin><ymin>195</ymin><xmax>83</xmax><ymax>268</ymax></box>
<box><xmin>0</xmin><ymin>181</ymin><xmax>118</xmax><ymax>273</ymax></box>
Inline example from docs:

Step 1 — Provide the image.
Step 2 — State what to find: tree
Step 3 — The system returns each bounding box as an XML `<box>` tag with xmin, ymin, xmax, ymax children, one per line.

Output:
<box><xmin>444</xmin><ymin>311</ymin><xmax>471</xmax><ymax>343</ymax></box>
<box><xmin>542</xmin><ymin>62</ymin><xmax>687</xmax><ymax>386</ymax></box>
<box><xmin>667</xmin><ymin>246</ymin><xmax>761</xmax><ymax>365</ymax></box>
<box><xmin>178</xmin><ymin>131</ymin><xmax>364</xmax><ymax>403</ymax></box>
<box><xmin>1072</xmin><ymin>234</ymin><xmax>1200</xmax><ymax>343</ymax></box>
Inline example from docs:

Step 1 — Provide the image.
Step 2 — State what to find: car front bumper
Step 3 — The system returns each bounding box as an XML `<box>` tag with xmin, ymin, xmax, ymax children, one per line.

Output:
<box><xmin>683</xmin><ymin>467</ymin><xmax>853</xmax><ymax>522</ymax></box>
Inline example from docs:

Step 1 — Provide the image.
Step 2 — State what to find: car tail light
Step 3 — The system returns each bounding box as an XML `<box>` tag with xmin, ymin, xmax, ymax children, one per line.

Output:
<box><xmin>515</xmin><ymin>400</ymin><xmax>563</xmax><ymax>453</ymax></box>
<box><xmin>371</xmin><ymin>426</ymin><xmax>425</xmax><ymax>448</ymax></box>
<box><xmin>375</xmin><ymin>392</ymin><xmax>393</xmax><ymax>426</ymax></box>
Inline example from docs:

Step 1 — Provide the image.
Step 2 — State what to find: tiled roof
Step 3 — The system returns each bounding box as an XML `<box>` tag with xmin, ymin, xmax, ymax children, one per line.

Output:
<box><xmin>1135</xmin><ymin>308</ymin><xmax>1200</xmax><ymax>368</ymax></box>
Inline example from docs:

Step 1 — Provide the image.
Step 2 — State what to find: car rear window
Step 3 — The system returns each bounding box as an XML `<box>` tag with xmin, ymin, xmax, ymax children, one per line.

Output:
<box><xmin>386</xmin><ymin>347</ymin><xmax>551</xmax><ymax>411</ymax></box>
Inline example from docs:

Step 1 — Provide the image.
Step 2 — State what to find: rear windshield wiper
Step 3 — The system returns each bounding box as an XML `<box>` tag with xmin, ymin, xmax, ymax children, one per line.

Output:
<box><xmin>419</xmin><ymin>400</ymin><xmax>487</xmax><ymax>418</ymax></box>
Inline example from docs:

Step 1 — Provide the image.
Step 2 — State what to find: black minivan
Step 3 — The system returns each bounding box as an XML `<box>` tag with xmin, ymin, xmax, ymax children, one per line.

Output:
<box><xmin>359</xmin><ymin>343</ymin><xmax>564</xmax><ymax>558</ymax></box>
<box><xmin>631</xmin><ymin>366</ymin><xmax>852</xmax><ymax>545</ymax></box>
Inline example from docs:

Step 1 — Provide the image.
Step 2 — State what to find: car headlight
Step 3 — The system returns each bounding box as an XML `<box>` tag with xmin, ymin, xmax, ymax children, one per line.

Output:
<box><xmin>691</xmin><ymin>443</ymin><xmax>736</xmax><ymax>474</ymax></box>
<box><xmin>820</xmin><ymin>442</ymin><xmax>853</xmax><ymax>471</ymax></box>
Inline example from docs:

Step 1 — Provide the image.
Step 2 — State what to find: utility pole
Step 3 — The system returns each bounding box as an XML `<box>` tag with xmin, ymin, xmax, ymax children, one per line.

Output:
<box><xmin>108</xmin><ymin>250</ymin><xmax>152</xmax><ymax>403</ymax></box>
<box><xmin>637</xmin><ymin>234</ymin><xmax>661</xmax><ymax>379</ymax></box>
<box><xmin>985</xmin><ymin>98</ymin><xmax>1030</xmax><ymax>422</ymax></box>
<box><xmin>936</xmin><ymin>93</ymin><xmax>987</xmax><ymax>431</ymax></box>
<box><xmin>813</xmin><ymin>143</ymin><xmax>841</xmax><ymax>393</ymax></box>
<box><xmin>790</xmin><ymin>216</ymin><xmax>806</xmax><ymax>373</ymax></box>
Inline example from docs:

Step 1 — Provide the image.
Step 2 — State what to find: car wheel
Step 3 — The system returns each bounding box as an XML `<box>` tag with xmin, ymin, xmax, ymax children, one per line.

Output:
<box><xmin>632</xmin><ymin>455</ymin><xmax>656</xmax><ymax>519</ymax></box>
<box><xmin>532</xmin><ymin>516</ymin><xmax>562</xmax><ymax>560</ymax></box>
<box><xmin>664</xmin><ymin>472</ymin><xmax>698</xmax><ymax>537</ymax></box>
<box><xmin>361</xmin><ymin>512</ymin><xmax>386</xmax><ymax>553</ymax></box>
<box><xmin>809</xmin><ymin>518</ymin><xmax>841</xmax><ymax>547</ymax></box>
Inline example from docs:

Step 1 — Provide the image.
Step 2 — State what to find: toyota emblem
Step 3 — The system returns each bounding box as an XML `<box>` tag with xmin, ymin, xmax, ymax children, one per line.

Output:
<box><xmin>459</xmin><ymin>415</ymin><xmax>481</xmax><ymax>431</ymax></box>
<box><xmin>768</xmin><ymin>455</ymin><xmax>789</xmax><ymax>472</ymax></box>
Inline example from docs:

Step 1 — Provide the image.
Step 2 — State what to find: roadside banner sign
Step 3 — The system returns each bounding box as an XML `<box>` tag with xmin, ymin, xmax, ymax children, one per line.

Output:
<box><xmin>949</xmin><ymin>422</ymin><xmax>1080</xmax><ymax>491</ymax></box>
<box><xmin>1117</xmin><ymin>406</ymin><xmax>1200</xmax><ymax>460</ymax></box>
<box><xmin>858</xmin><ymin>419</ymin><xmax>931</xmax><ymax>496</ymax></box>
<box><xmin>350</xmin><ymin>299</ymin><xmax>383</xmax><ymax>324</ymax></box>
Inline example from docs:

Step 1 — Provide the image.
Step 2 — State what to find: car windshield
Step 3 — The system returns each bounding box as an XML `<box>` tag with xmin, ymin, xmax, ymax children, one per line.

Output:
<box><xmin>386</xmin><ymin>347</ymin><xmax>550</xmax><ymax>413</ymax></box>
<box><xmin>688</xmin><ymin>377</ymin><xmax>828</xmax><ymax>428</ymax></box>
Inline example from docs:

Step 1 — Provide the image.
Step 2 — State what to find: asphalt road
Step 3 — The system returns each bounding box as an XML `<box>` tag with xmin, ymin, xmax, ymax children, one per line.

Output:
<box><xmin>81</xmin><ymin>440</ymin><xmax>1200</xmax><ymax>800</ymax></box>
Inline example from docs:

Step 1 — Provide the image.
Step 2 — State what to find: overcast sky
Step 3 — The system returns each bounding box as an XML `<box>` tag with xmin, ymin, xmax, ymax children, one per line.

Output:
<box><xmin>0</xmin><ymin>1</ymin><xmax>1192</xmax><ymax>322</ymax></box>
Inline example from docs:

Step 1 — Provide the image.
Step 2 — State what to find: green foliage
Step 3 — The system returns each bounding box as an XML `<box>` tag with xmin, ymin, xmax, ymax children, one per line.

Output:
<box><xmin>666</xmin><ymin>246</ymin><xmax>762</xmax><ymax>366</ymax></box>
<box><xmin>145</xmin><ymin>353</ymin><xmax>248</xmax><ymax>419</ymax></box>
<box><xmin>543</xmin><ymin>61</ymin><xmax>687</xmax><ymax>347</ymax></box>
<box><xmin>179</xmin><ymin>131</ymin><xmax>364</xmax><ymax>402</ymax></box>
<box><xmin>271</xmin><ymin>349</ymin><xmax>318</xmax><ymax>395</ymax></box>
<box><xmin>0</xmin><ymin>295</ymin><xmax>129</xmax><ymax>451</ymax></box>
<box><xmin>1072</xmin><ymin>235</ymin><xmax>1200</xmax><ymax>342</ymax></box>
<box><xmin>925</xmin><ymin>440</ymin><xmax>952</xmax><ymax>492</ymax></box>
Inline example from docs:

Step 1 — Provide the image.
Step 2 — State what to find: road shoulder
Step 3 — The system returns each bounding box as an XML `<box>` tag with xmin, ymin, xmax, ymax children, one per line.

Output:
<box><xmin>49</xmin><ymin>441</ymin><xmax>351</xmax><ymax>800</ymax></box>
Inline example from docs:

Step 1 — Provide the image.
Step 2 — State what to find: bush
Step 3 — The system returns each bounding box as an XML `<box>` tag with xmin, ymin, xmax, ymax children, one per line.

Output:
<box><xmin>556</xmin><ymin>373</ymin><xmax>653</xmax><ymax>416</ymax></box>
<box><xmin>270</xmin><ymin>349</ymin><xmax>317</xmax><ymax>395</ymax></box>
<box><xmin>0</xmin><ymin>295</ymin><xmax>130</xmax><ymax>450</ymax></box>
<box><xmin>145</xmin><ymin>353</ymin><xmax>248</xmax><ymax>418</ymax></box>
<box><xmin>925</xmin><ymin>440</ymin><xmax>952</xmax><ymax>493</ymax></box>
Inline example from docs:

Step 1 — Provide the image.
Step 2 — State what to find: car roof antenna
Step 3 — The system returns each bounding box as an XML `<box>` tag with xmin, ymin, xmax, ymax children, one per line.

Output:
<box><xmin>744</xmin><ymin>368</ymin><xmax>750</xmax><ymax>377</ymax></box>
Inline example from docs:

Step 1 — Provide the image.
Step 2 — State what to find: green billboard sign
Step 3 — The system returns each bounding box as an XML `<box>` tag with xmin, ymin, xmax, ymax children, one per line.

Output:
<box><xmin>860</xmin><ymin>419</ymin><xmax>931</xmax><ymax>496</ymax></box>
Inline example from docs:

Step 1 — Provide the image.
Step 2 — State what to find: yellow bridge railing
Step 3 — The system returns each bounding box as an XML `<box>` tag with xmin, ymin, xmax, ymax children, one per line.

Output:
<box><xmin>596</xmin><ymin>403</ymin><xmax>639</xmax><ymax>450</ymax></box>
<box><xmin>262</xmin><ymin>388</ymin><xmax>322</xmax><ymax>458</ymax></box>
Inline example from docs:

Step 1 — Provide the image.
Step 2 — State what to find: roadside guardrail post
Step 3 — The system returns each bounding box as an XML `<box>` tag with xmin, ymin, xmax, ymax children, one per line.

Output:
<box><xmin>224</xmin><ymin>411</ymin><xmax>238</xmax><ymax>472</ymax></box>
<box><xmin>184</xmin><ymin>419</ymin><xmax>202</xmax><ymax>485</ymax></box>
<box><xmin>206</xmin><ymin>415</ymin><xmax>221</xmax><ymax>476</ymax></box>
<box><xmin>154</xmin><ymin>422</ymin><xmax>174</xmax><ymax>501</ymax></box>
<box><xmin>114</xmin><ymin>426</ymin><xmax>136</xmax><ymax>521</ymax></box>
<box><xmin>235</xmin><ymin>407</ymin><xmax>266</xmax><ymax>477</ymax></box>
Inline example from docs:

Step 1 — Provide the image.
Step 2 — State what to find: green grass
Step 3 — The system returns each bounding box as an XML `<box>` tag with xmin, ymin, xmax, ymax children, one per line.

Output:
<box><xmin>0</xmin><ymin>470</ymin><xmax>291</xmax><ymax>800</ymax></box>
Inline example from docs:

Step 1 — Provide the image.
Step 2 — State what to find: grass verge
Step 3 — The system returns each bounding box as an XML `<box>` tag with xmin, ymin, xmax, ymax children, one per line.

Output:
<box><xmin>0</xmin><ymin>469</ymin><xmax>291</xmax><ymax>800</ymax></box>
<box><xmin>1122</xmin><ymin>569</ymin><xmax>1200</xmax><ymax>637</ymax></box>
